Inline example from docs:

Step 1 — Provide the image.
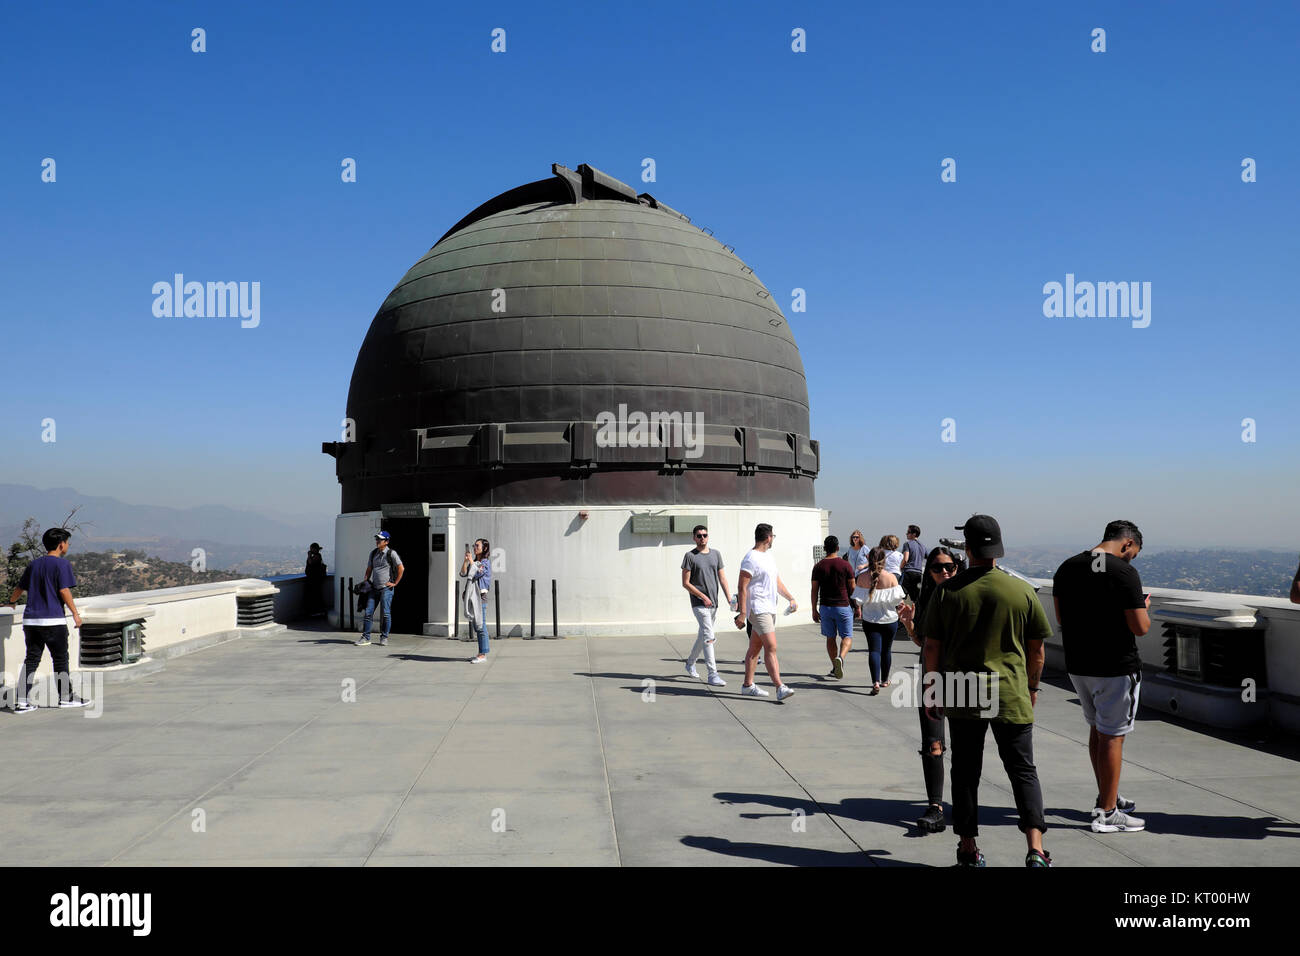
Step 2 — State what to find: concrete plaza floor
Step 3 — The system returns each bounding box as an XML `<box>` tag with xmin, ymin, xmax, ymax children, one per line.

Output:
<box><xmin>4</xmin><ymin>622</ymin><xmax>1299</xmax><ymax>866</ymax></box>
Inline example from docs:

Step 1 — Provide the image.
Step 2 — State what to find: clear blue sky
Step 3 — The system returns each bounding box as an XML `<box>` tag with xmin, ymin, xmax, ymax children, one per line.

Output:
<box><xmin>2</xmin><ymin>1</ymin><xmax>1297</xmax><ymax>549</ymax></box>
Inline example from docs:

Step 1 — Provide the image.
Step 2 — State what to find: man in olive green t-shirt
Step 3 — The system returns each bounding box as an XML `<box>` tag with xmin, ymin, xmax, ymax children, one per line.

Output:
<box><xmin>920</xmin><ymin>515</ymin><xmax>1053</xmax><ymax>868</ymax></box>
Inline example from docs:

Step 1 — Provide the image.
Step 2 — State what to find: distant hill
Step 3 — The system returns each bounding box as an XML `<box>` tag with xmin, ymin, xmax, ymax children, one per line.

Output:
<box><xmin>0</xmin><ymin>484</ymin><xmax>333</xmax><ymax>573</ymax></box>
<box><xmin>65</xmin><ymin>549</ymin><xmax>246</xmax><ymax>597</ymax></box>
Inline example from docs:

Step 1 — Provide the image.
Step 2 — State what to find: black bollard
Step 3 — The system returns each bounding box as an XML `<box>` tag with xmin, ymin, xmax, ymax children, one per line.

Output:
<box><xmin>529</xmin><ymin>579</ymin><xmax>536</xmax><ymax>639</ymax></box>
<box><xmin>495</xmin><ymin>579</ymin><xmax>501</xmax><ymax>639</ymax></box>
<box><xmin>454</xmin><ymin>580</ymin><xmax>459</xmax><ymax>640</ymax></box>
<box><xmin>550</xmin><ymin>579</ymin><xmax>558</xmax><ymax>638</ymax></box>
<box><xmin>339</xmin><ymin>578</ymin><xmax>345</xmax><ymax>631</ymax></box>
<box><xmin>348</xmin><ymin>577</ymin><xmax>355</xmax><ymax>630</ymax></box>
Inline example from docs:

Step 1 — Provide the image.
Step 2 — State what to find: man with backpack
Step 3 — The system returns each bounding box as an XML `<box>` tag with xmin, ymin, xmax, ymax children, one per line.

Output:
<box><xmin>357</xmin><ymin>531</ymin><xmax>403</xmax><ymax>646</ymax></box>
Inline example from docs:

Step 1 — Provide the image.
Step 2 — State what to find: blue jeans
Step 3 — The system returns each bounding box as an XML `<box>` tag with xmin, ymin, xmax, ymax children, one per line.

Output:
<box><xmin>862</xmin><ymin>619</ymin><xmax>898</xmax><ymax>685</ymax></box>
<box><xmin>363</xmin><ymin>587</ymin><xmax>393</xmax><ymax>639</ymax></box>
<box><xmin>476</xmin><ymin>593</ymin><xmax>490</xmax><ymax>656</ymax></box>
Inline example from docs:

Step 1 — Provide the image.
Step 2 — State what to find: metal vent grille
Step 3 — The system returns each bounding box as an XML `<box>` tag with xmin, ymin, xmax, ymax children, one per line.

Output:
<box><xmin>1160</xmin><ymin>621</ymin><xmax>1267</xmax><ymax>686</ymax></box>
<box><xmin>78</xmin><ymin>621</ymin><xmax>146</xmax><ymax>667</ymax></box>
<box><xmin>237</xmin><ymin>594</ymin><xmax>275</xmax><ymax>627</ymax></box>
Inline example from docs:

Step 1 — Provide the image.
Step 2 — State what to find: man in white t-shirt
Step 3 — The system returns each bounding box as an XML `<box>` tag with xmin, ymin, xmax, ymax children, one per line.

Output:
<box><xmin>733</xmin><ymin>523</ymin><xmax>798</xmax><ymax>701</ymax></box>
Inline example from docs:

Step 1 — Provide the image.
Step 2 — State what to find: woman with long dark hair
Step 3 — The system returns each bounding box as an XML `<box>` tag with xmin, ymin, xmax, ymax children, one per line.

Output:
<box><xmin>853</xmin><ymin>545</ymin><xmax>905</xmax><ymax>695</ymax></box>
<box><xmin>898</xmin><ymin>545</ymin><xmax>960</xmax><ymax>833</ymax></box>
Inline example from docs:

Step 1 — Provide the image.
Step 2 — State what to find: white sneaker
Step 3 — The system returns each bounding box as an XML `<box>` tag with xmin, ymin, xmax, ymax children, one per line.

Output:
<box><xmin>740</xmin><ymin>684</ymin><xmax>769</xmax><ymax>697</ymax></box>
<box><xmin>470</xmin><ymin>655</ymin><xmax>487</xmax><ymax>664</ymax></box>
<box><xmin>832</xmin><ymin>657</ymin><xmax>844</xmax><ymax>679</ymax></box>
<box><xmin>776</xmin><ymin>685</ymin><xmax>795</xmax><ymax>702</ymax></box>
<box><xmin>685</xmin><ymin>663</ymin><xmax>700</xmax><ymax>679</ymax></box>
<box><xmin>1092</xmin><ymin>808</ymin><xmax>1145</xmax><ymax>833</ymax></box>
<box><xmin>707</xmin><ymin>671</ymin><xmax>726</xmax><ymax>687</ymax></box>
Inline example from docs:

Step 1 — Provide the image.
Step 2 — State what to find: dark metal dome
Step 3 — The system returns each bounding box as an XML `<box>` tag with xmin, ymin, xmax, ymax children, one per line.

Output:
<box><xmin>324</xmin><ymin>163</ymin><xmax>819</xmax><ymax>510</ymax></box>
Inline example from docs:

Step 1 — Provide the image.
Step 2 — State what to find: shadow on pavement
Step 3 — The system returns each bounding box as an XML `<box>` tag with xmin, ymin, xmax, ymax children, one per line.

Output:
<box><xmin>679</xmin><ymin>835</ymin><xmax>902</xmax><ymax>866</ymax></box>
<box><xmin>1049</xmin><ymin>805</ymin><xmax>1300</xmax><ymax>840</ymax></box>
<box><xmin>713</xmin><ymin>789</ymin><xmax>1023</xmax><ymax>840</ymax></box>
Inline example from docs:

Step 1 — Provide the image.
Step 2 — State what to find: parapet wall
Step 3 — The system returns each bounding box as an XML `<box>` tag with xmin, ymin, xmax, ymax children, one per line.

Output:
<box><xmin>1031</xmin><ymin>581</ymin><xmax>1300</xmax><ymax>735</ymax></box>
<box><xmin>0</xmin><ymin>577</ymin><xmax>324</xmax><ymax>690</ymax></box>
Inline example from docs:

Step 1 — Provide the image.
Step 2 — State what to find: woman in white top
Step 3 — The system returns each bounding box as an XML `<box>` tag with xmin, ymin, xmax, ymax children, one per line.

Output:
<box><xmin>853</xmin><ymin>546</ymin><xmax>906</xmax><ymax>694</ymax></box>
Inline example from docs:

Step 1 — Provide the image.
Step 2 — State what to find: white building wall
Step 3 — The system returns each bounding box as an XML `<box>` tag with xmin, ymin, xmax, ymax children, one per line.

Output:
<box><xmin>333</xmin><ymin>504</ymin><xmax>823</xmax><ymax>637</ymax></box>
<box><xmin>329</xmin><ymin>511</ymin><xmax>383</xmax><ymax>629</ymax></box>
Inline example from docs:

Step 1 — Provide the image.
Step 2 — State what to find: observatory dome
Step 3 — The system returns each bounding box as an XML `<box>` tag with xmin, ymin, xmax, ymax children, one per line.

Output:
<box><xmin>325</xmin><ymin>163</ymin><xmax>819</xmax><ymax>510</ymax></box>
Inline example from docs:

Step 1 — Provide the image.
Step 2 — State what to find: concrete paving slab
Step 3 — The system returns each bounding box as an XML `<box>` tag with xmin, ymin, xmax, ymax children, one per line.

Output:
<box><xmin>0</xmin><ymin>795</ymin><xmax>195</xmax><ymax>864</ymax></box>
<box><xmin>114</xmin><ymin>792</ymin><xmax>410</xmax><ymax>863</ymax></box>
<box><xmin>610</xmin><ymin>785</ymin><xmax>867</xmax><ymax>867</ymax></box>
<box><xmin>273</xmin><ymin>719</ymin><xmax>456</xmax><ymax>756</ymax></box>
<box><xmin>413</xmin><ymin>742</ymin><xmax>610</xmax><ymax>793</ymax></box>
<box><xmin>3</xmin><ymin>623</ymin><xmax>1296</xmax><ymax>867</ymax></box>
<box><xmin>369</xmin><ymin>788</ymin><xmax>618</xmax><ymax>861</ymax></box>
<box><xmin>29</xmin><ymin>751</ymin><xmax>257</xmax><ymax>802</ymax></box>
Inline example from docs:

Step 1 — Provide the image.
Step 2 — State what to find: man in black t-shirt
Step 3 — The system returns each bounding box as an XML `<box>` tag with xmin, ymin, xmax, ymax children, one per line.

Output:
<box><xmin>1053</xmin><ymin>520</ymin><xmax>1150</xmax><ymax>834</ymax></box>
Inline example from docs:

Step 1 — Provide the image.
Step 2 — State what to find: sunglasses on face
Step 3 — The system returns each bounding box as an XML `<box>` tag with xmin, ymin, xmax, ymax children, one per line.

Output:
<box><xmin>930</xmin><ymin>562</ymin><xmax>956</xmax><ymax>574</ymax></box>
<box><xmin>694</xmin><ymin>533</ymin><xmax>708</xmax><ymax>539</ymax></box>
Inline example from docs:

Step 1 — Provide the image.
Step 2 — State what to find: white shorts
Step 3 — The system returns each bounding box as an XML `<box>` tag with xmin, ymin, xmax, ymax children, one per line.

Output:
<box><xmin>1070</xmin><ymin>672</ymin><xmax>1142</xmax><ymax>736</ymax></box>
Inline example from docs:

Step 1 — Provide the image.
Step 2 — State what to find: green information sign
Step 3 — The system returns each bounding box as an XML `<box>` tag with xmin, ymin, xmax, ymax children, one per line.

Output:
<box><xmin>631</xmin><ymin>515</ymin><xmax>672</xmax><ymax>534</ymax></box>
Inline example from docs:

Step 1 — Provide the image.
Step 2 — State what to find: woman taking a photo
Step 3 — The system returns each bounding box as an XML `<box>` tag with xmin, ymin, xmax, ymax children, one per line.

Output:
<box><xmin>853</xmin><ymin>545</ymin><xmax>906</xmax><ymax>695</ymax></box>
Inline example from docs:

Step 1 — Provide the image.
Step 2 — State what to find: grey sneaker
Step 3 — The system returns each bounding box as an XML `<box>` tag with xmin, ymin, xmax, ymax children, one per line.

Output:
<box><xmin>685</xmin><ymin>663</ymin><xmax>700</xmax><ymax>679</ymax></box>
<box><xmin>1092</xmin><ymin>808</ymin><xmax>1145</xmax><ymax>833</ymax></box>
<box><xmin>1093</xmin><ymin>793</ymin><xmax>1136</xmax><ymax>815</ymax></box>
<box><xmin>707</xmin><ymin>671</ymin><xmax>726</xmax><ymax>687</ymax></box>
<box><xmin>13</xmin><ymin>701</ymin><xmax>37</xmax><ymax>714</ymax></box>
<box><xmin>776</xmin><ymin>684</ymin><xmax>795</xmax><ymax>702</ymax></box>
<box><xmin>832</xmin><ymin>657</ymin><xmax>844</xmax><ymax>679</ymax></box>
<box><xmin>355</xmin><ymin>636</ymin><xmax>371</xmax><ymax>646</ymax></box>
<box><xmin>378</xmin><ymin>636</ymin><xmax>388</xmax><ymax>646</ymax></box>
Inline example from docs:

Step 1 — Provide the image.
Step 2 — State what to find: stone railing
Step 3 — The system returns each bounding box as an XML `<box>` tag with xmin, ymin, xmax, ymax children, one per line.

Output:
<box><xmin>1030</xmin><ymin>581</ymin><xmax>1300</xmax><ymax>734</ymax></box>
<box><xmin>0</xmin><ymin>575</ymin><xmax>334</xmax><ymax>694</ymax></box>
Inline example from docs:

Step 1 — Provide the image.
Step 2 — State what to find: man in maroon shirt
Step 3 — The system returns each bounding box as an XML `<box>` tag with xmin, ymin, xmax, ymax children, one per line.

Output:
<box><xmin>811</xmin><ymin>535</ymin><xmax>856</xmax><ymax>679</ymax></box>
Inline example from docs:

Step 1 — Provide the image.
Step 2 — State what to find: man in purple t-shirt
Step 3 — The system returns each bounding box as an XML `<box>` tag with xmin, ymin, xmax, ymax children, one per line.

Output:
<box><xmin>4</xmin><ymin>527</ymin><xmax>91</xmax><ymax>712</ymax></box>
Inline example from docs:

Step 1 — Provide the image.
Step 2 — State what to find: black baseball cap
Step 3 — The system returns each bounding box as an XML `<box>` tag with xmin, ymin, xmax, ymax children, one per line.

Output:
<box><xmin>955</xmin><ymin>515</ymin><xmax>1004</xmax><ymax>559</ymax></box>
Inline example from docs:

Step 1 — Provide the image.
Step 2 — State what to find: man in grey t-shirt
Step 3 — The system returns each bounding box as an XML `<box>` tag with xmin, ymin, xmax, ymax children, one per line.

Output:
<box><xmin>358</xmin><ymin>531</ymin><xmax>403</xmax><ymax>646</ymax></box>
<box><xmin>681</xmin><ymin>524</ymin><xmax>732</xmax><ymax>686</ymax></box>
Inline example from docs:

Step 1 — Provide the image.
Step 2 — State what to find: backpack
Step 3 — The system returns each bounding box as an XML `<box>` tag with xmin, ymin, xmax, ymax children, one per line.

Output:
<box><xmin>369</xmin><ymin>547</ymin><xmax>398</xmax><ymax>580</ymax></box>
